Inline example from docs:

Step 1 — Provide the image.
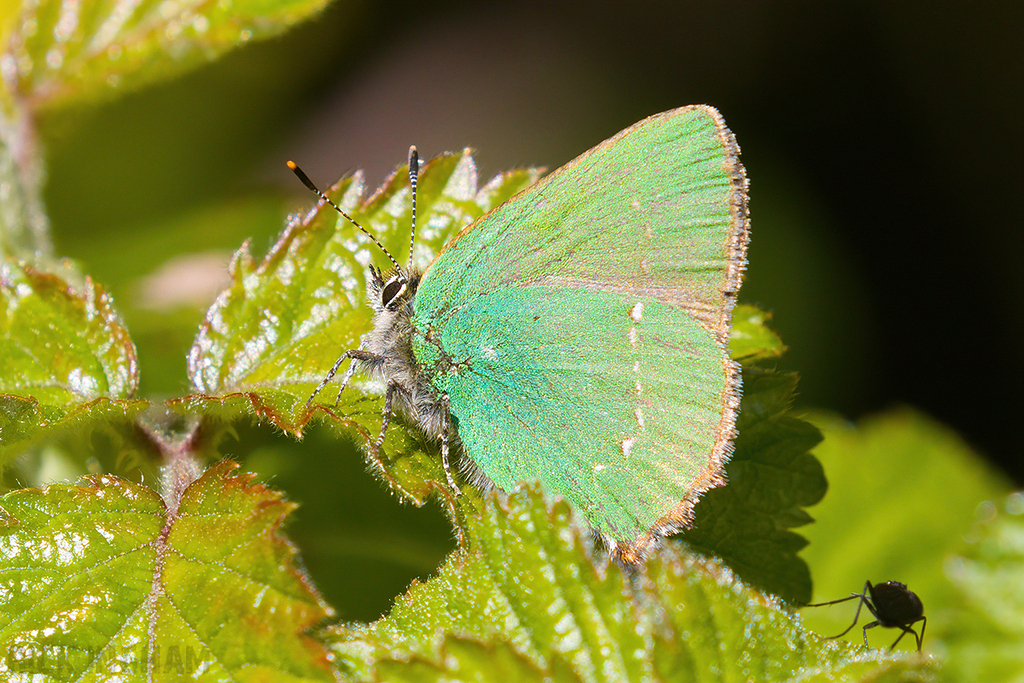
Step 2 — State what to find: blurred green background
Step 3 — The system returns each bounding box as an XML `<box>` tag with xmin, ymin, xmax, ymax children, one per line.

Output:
<box><xmin>31</xmin><ymin>0</ymin><xmax>1021</xmax><ymax>622</ymax></box>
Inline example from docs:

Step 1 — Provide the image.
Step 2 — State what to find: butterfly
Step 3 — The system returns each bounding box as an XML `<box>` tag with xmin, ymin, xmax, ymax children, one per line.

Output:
<box><xmin>293</xmin><ymin>105</ymin><xmax>749</xmax><ymax>562</ymax></box>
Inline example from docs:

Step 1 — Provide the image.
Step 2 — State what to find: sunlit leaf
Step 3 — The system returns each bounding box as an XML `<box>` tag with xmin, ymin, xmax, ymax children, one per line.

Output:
<box><xmin>941</xmin><ymin>491</ymin><xmax>1024</xmax><ymax>682</ymax></box>
<box><xmin>184</xmin><ymin>151</ymin><xmax>540</xmax><ymax>436</ymax></box>
<box><xmin>0</xmin><ymin>459</ymin><xmax>334</xmax><ymax>681</ymax></box>
<box><xmin>2</xmin><ymin>0</ymin><xmax>335</xmax><ymax>110</ymax></box>
<box><xmin>1</xmin><ymin>256</ymin><xmax>145</xmax><ymax>460</ymax></box>
<box><xmin>730</xmin><ymin>304</ymin><xmax>785</xmax><ymax>364</ymax></box>
<box><xmin>328</xmin><ymin>485</ymin><xmax>935</xmax><ymax>682</ymax></box>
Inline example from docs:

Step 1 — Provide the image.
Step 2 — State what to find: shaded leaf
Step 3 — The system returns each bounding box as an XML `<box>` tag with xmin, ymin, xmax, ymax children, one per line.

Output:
<box><xmin>2</xmin><ymin>0</ymin><xmax>334</xmax><ymax>110</ymax></box>
<box><xmin>729</xmin><ymin>304</ymin><xmax>785</xmax><ymax>364</ymax></box>
<box><xmin>0</xmin><ymin>460</ymin><xmax>333</xmax><ymax>681</ymax></box>
<box><xmin>328</xmin><ymin>485</ymin><xmax>935</xmax><ymax>683</ymax></box>
<box><xmin>680</xmin><ymin>370</ymin><xmax>826</xmax><ymax>604</ymax></box>
<box><xmin>1</xmin><ymin>256</ymin><xmax>145</xmax><ymax>459</ymax></box>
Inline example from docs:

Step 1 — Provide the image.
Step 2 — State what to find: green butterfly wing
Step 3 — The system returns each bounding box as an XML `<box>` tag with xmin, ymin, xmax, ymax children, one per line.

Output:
<box><xmin>411</xmin><ymin>106</ymin><xmax>748</xmax><ymax>554</ymax></box>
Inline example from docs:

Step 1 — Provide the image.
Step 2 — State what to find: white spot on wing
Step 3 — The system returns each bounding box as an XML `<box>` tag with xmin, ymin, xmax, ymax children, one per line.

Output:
<box><xmin>621</xmin><ymin>436</ymin><xmax>635</xmax><ymax>459</ymax></box>
<box><xmin>628</xmin><ymin>327</ymin><xmax>637</xmax><ymax>348</ymax></box>
<box><xmin>634</xmin><ymin>408</ymin><xmax>646</xmax><ymax>430</ymax></box>
<box><xmin>629</xmin><ymin>302</ymin><xmax>644</xmax><ymax>322</ymax></box>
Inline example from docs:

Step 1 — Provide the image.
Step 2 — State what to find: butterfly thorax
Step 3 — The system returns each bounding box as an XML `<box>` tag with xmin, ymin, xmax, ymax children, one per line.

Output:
<box><xmin>363</xmin><ymin>266</ymin><xmax>449</xmax><ymax>440</ymax></box>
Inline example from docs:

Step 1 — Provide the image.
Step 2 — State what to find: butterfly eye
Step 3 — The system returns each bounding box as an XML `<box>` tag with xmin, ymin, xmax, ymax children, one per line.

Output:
<box><xmin>381</xmin><ymin>277</ymin><xmax>408</xmax><ymax>309</ymax></box>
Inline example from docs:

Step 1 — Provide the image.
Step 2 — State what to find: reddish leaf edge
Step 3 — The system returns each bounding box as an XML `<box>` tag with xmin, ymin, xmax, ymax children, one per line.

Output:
<box><xmin>0</xmin><ymin>394</ymin><xmax>149</xmax><ymax>456</ymax></box>
<box><xmin>166</xmin><ymin>391</ymin><xmax>473</xmax><ymax>545</ymax></box>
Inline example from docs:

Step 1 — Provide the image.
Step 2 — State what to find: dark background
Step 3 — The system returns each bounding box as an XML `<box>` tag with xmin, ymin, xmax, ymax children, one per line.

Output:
<box><xmin>45</xmin><ymin>0</ymin><xmax>1022</xmax><ymax>484</ymax></box>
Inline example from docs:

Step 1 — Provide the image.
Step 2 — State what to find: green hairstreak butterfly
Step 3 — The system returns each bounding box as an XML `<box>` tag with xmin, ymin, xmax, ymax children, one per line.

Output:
<box><xmin>293</xmin><ymin>105</ymin><xmax>749</xmax><ymax>562</ymax></box>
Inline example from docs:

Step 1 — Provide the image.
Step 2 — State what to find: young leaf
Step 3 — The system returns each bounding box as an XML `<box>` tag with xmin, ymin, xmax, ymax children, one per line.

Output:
<box><xmin>0</xmin><ymin>257</ymin><xmax>145</xmax><ymax>460</ymax></box>
<box><xmin>327</xmin><ymin>485</ymin><xmax>935</xmax><ymax>683</ymax></box>
<box><xmin>729</xmin><ymin>304</ymin><xmax>785</xmax><ymax>364</ymax></box>
<box><xmin>3</xmin><ymin>0</ymin><xmax>333</xmax><ymax>110</ymax></box>
<box><xmin>184</xmin><ymin>151</ymin><xmax>540</xmax><ymax>436</ymax></box>
<box><xmin>679</xmin><ymin>371</ymin><xmax>827</xmax><ymax>604</ymax></box>
<box><xmin>0</xmin><ymin>460</ymin><xmax>333</xmax><ymax>681</ymax></box>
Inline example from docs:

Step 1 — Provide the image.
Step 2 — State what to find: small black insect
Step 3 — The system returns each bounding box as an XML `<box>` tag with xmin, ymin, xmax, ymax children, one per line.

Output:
<box><xmin>805</xmin><ymin>580</ymin><xmax>926</xmax><ymax>651</ymax></box>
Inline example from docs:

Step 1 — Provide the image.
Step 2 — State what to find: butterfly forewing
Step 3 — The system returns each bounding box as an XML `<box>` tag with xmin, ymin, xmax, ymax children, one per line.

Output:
<box><xmin>421</xmin><ymin>106</ymin><xmax>746</xmax><ymax>334</ymax></box>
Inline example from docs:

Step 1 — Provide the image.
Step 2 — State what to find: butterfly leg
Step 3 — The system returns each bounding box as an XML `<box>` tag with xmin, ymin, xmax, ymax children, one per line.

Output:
<box><xmin>333</xmin><ymin>344</ymin><xmax>369</xmax><ymax>406</ymax></box>
<box><xmin>438</xmin><ymin>394</ymin><xmax>459</xmax><ymax>493</ymax></box>
<box><xmin>306</xmin><ymin>339</ymin><xmax>380</xmax><ymax>408</ymax></box>
<box><xmin>371</xmin><ymin>379</ymin><xmax>399</xmax><ymax>457</ymax></box>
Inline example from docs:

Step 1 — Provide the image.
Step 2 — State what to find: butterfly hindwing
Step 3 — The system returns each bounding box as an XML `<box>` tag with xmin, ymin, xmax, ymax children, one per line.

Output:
<box><xmin>413</xmin><ymin>284</ymin><xmax>730</xmax><ymax>542</ymax></box>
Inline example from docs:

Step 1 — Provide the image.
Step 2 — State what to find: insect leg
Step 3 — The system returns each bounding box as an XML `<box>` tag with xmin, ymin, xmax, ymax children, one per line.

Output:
<box><xmin>438</xmin><ymin>394</ymin><xmax>459</xmax><ymax>493</ymax></box>
<box><xmin>862</xmin><ymin>619</ymin><xmax>880</xmax><ymax>647</ymax></box>
<box><xmin>372</xmin><ymin>379</ymin><xmax>398</xmax><ymax>456</ymax></box>
<box><xmin>897</xmin><ymin>616</ymin><xmax>926</xmax><ymax>651</ymax></box>
<box><xmin>807</xmin><ymin>581</ymin><xmax>872</xmax><ymax>640</ymax></box>
<box><xmin>306</xmin><ymin>339</ymin><xmax>380</xmax><ymax>408</ymax></box>
<box><xmin>334</xmin><ymin>342</ymin><xmax>371</xmax><ymax>406</ymax></box>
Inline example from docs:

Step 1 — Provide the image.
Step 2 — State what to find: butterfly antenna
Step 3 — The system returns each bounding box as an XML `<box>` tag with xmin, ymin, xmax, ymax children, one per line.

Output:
<box><xmin>287</xmin><ymin>160</ymin><xmax>402</xmax><ymax>273</ymax></box>
<box><xmin>406</xmin><ymin>145</ymin><xmax>419</xmax><ymax>270</ymax></box>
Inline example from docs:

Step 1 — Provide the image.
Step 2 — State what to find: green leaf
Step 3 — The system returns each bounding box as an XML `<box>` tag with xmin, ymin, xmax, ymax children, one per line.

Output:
<box><xmin>729</xmin><ymin>304</ymin><xmax>785</xmax><ymax>364</ymax></box>
<box><xmin>182</xmin><ymin>149</ymin><xmax>807</xmax><ymax>599</ymax></box>
<box><xmin>328</xmin><ymin>485</ymin><xmax>935</xmax><ymax>683</ymax></box>
<box><xmin>1</xmin><ymin>256</ymin><xmax>146</xmax><ymax>460</ymax></box>
<box><xmin>680</xmin><ymin>371</ymin><xmax>826</xmax><ymax>604</ymax></box>
<box><xmin>372</xmin><ymin>636</ymin><xmax>579</xmax><ymax>683</ymax></box>
<box><xmin>3</xmin><ymin>0</ymin><xmax>333</xmax><ymax>110</ymax></box>
<box><xmin>798</xmin><ymin>409</ymin><xmax>1013</xmax><ymax>655</ymax></box>
<box><xmin>184</xmin><ymin>151</ymin><xmax>540</xmax><ymax>434</ymax></box>
<box><xmin>941</xmin><ymin>492</ymin><xmax>1024</xmax><ymax>682</ymax></box>
<box><xmin>0</xmin><ymin>459</ymin><xmax>334</xmax><ymax>681</ymax></box>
